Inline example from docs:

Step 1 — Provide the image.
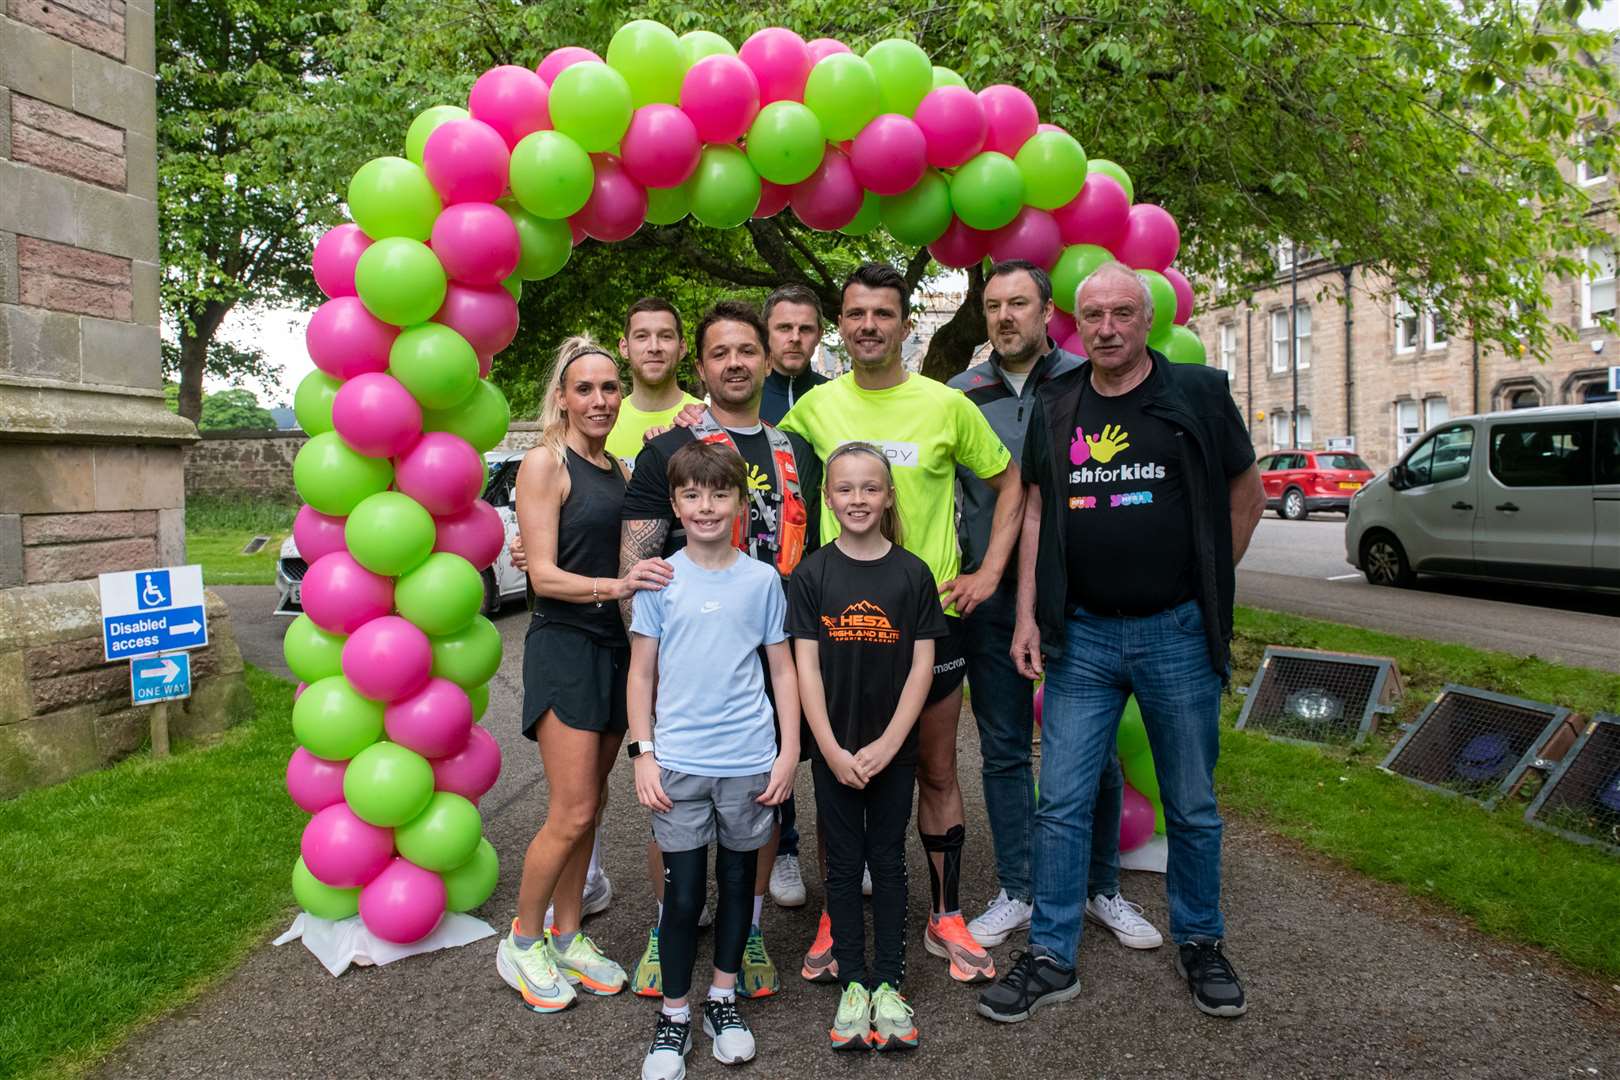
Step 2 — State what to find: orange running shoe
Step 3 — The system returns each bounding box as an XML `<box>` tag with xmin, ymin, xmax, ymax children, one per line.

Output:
<box><xmin>924</xmin><ymin>913</ymin><xmax>996</xmax><ymax>983</ymax></box>
<box><xmin>801</xmin><ymin>910</ymin><xmax>839</xmax><ymax>982</ymax></box>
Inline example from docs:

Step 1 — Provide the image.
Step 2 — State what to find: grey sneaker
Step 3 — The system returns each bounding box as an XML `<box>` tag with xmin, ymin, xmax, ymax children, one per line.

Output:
<box><xmin>702</xmin><ymin>997</ymin><xmax>756</xmax><ymax>1064</ymax></box>
<box><xmin>642</xmin><ymin>1014</ymin><xmax>692</xmax><ymax>1080</ymax></box>
<box><xmin>1175</xmin><ymin>940</ymin><xmax>1248</xmax><ymax>1018</ymax></box>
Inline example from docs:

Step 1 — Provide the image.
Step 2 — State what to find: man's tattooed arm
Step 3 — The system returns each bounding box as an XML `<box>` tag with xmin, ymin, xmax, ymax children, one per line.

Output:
<box><xmin>619</xmin><ymin>518</ymin><xmax>670</xmax><ymax>630</ymax></box>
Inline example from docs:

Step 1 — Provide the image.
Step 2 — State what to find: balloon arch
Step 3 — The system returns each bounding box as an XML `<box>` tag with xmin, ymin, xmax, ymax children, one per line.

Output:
<box><xmin>282</xmin><ymin>20</ymin><xmax>1195</xmax><ymax>946</ymax></box>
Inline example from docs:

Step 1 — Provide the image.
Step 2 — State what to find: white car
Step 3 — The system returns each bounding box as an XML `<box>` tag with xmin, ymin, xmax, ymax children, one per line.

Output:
<box><xmin>275</xmin><ymin>450</ymin><xmax>529</xmax><ymax>615</ymax></box>
<box><xmin>1345</xmin><ymin>402</ymin><xmax>1620</xmax><ymax>591</ymax></box>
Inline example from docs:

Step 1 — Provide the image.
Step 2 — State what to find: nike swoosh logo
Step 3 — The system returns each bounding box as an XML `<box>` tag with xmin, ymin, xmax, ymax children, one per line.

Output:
<box><xmin>701</xmin><ymin>601</ymin><xmax>721</xmax><ymax>613</ymax></box>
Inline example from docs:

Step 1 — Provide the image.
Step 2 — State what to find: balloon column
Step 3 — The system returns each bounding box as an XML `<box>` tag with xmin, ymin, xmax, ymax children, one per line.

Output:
<box><xmin>1033</xmin><ymin>686</ymin><xmax>1164</xmax><ymax>853</ymax></box>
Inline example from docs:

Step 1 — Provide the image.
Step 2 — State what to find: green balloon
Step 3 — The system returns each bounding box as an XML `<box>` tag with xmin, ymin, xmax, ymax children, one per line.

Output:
<box><xmin>865</xmin><ymin>39</ymin><xmax>933</xmax><ymax>117</ymax></box>
<box><xmin>405</xmin><ymin>105</ymin><xmax>468</xmax><ymax>166</ymax></box>
<box><xmin>1087</xmin><ymin>158</ymin><xmax>1135</xmax><ymax>203</ymax></box>
<box><xmin>283</xmin><ymin>614</ymin><xmax>347</xmax><ymax>685</ymax></box>
<box><xmin>645</xmin><ymin>182</ymin><xmax>691</xmax><ymax>225</ymax></box>
<box><xmin>292</xmin><ymin>856</ymin><xmax>361</xmax><ymax>920</ymax></box>
<box><xmin>548</xmin><ymin>62</ymin><xmax>633</xmax><ymax>152</ymax></box>
<box><xmin>881</xmin><ymin>169</ymin><xmax>952</xmax><ymax>245</ymax></box>
<box><xmin>500</xmin><ymin>273</ymin><xmax>523</xmax><ymax>302</ymax></box>
<box><xmin>396</xmin><ymin>792</ymin><xmax>482</xmax><ymax>872</ymax></box>
<box><xmin>745</xmin><ymin>101</ymin><xmax>826</xmax><ymax>185</ymax></box>
<box><xmin>293</xmin><ymin>370</ymin><xmax>340</xmax><ymax>436</ymax></box>
<box><xmin>422</xmin><ymin>380</ymin><xmax>511</xmax><ymax>454</ymax></box>
<box><xmin>345</xmin><ymin>492</ymin><xmax>435</xmax><ymax>577</ymax></box>
<box><xmin>501</xmin><ymin>200</ymin><xmax>572</xmax><ymax>281</ymax></box>
<box><xmin>680</xmin><ymin>29</ymin><xmax>735</xmax><ymax>69</ymax></box>
<box><xmin>803</xmin><ymin>53</ymin><xmax>881</xmax><ymax>142</ymax></box>
<box><xmin>1139</xmin><ymin>269</ymin><xmax>1176</xmax><ymax>342</ymax></box>
<box><xmin>441</xmin><ymin>837</ymin><xmax>499</xmax><ymax>911</ymax></box>
<box><xmin>950</xmin><ymin>152</ymin><xmax>1025</xmax><ymax>231</ymax></box>
<box><xmin>931</xmin><ymin>65</ymin><xmax>968</xmax><ymax>90</ymax></box>
<box><xmin>347</xmin><ymin>156</ymin><xmax>442</xmax><ymax>242</ymax></box>
<box><xmin>467</xmin><ymin>681</ymin><xmax>490</xmax><ymax>722</ymax></box>
<box><xmin>1051</xmin><ymin>243</ymin><xmax>1116</xmax><ymax>314</ymax></box>
<box><xmin>1165</xmin><ymin>325</ymin><xmax>1207</xmax><ymax>365</ymax></box>
<box><xmin>343</xmin><ymin>741</ymin><xmax>435</xmax><ymax>827</ymax></box>
<box><xmin>293</xmin><ymin>432</ymin><xmax>394</xmax><ymax>516</ymax></box>
<box><xmin>839</xmin><ymin>192</ymin><xmax>881</xmax><ymax>236</ymax></box>
<box><xmin>389</xmin><ymin>323</ymin><xmax>479</xmax><ymax>411</ymax></box>
<box><xmin>688</xmin><ymin>145</ymin><xmax>761</xmax><ymax>229</ymax></box>
<box><xmin>1015</xmin><ymin>130</ymin><xmax>1087</xmax><ymax>211</ymax></box>
<box><xmin>292</xmin><ymin>675</ymin><xmax>384</xmax><ymax>760</ymax></box>
<box><xmin>430</xmin><ymin>616</ymin><xmax>502</xmax><ymax>688</ymax></box>
<box><xmin>354</xmin><ymin>237</ymin><xmax>447</xmax><ymax>327</ymax></box>
<box><xmin>396</xmin><ymin>552</ymin><xmax>484</xmax><ymax>636</ymax></box>
<box><xmin>1115</xmin><ymin>697</ymin><xmax>1149</xmax><ymax>760</ymax></box>
<box><xmin>508</xmin><ymin>131</ymin><xmax>595</xmax><ymax>220</ymax></box>
<box><xmin>607</xmin><ymin>19</ymin><xmax>684</xmax><ymax>107</ymax></box>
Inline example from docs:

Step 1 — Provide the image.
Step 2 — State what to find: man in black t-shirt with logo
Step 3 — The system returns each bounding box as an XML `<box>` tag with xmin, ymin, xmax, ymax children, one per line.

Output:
<box><xmin>978</xmin><ymin>262</ymin><xmax>1265</xmax><ymax>1025</ymax></box>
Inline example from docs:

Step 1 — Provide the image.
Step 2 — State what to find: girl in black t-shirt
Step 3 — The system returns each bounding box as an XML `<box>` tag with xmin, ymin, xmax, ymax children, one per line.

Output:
<box><xmin>787</xmin><ymin>443</ymin><xmax>948</xmax><ymax>1052</ymax></box>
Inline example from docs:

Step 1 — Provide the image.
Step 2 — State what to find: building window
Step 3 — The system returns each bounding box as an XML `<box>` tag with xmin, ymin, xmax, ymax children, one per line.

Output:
<box><xmin>1270</xmin><ymin>410</ymin><xmax>1290</xmax><ymax>449</ymax></box>
<box><xmin>1426</xmin><ymin>308</ymin><xmax>1448</xmax><ymax>348</ymax></box>
<box><xmin>1396</xmin><ymin>399</ymin><xmax>1421</xmax><ymax>456</ymax></box>
<box><xmin>1218</xmin><ymin>323</ymin><xmax>1237</xmax><ymax>380</ymax></box>
<box><xmin>1395</xmin><ymin>298</ymin><xmax>1420</xmax><ymax>354</ymax></box>
<box><xmin>1577</xmin><ymin>129</ymin><xmax>1609</xmax><ymax>187</ymax></box>
<box><xmin>1270</xmin><ymin>310</ymin><xmax>1289</xmax><ymax>373</ymax></box>
<box><xmin>1583</xmin><ymin>242</ymin><xmax>1616</xmax><ymax>327</ymax></box>
<box><xmin>1275</xmin><ymin>243</ymin><xmax>1293</xmax><ymax>273</ymax></box>
<box><xmin>1294</xmin><ymin>305</ymin><xmax>1311</xmax><ymax>370</ymax></box>
<box><xmin>1296</xmin><ymin>406</ymin><xmax>1313</xmax><ymax>447</ymax></box>
<box><xmin>1509</xmin><ymin>388</ymin><xmax>1540</xmax><ymax>409</ymax></box>
<box><xmin>1424</xmin><ymin>397</ymin><xmax>1449</xmax><ymax>431</ymax></box>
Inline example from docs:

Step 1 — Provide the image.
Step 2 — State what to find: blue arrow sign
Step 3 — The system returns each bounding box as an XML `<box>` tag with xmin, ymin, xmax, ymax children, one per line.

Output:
<box><xmin>131</xmin><ymin>652</ymin><xmax>191</xmax><ymax>705</ymax></box>
<box><xmin>103</xmin><ymin>605</ymin><xmax>208</xmax><ymax>660</ymax></box>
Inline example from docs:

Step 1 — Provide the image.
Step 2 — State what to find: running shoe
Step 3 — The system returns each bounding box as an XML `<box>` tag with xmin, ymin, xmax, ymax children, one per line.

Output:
<box><xmin>800</xmin><ymin>910</ymin><xmax>838</xmax><ymax>982</ymax></box>
<box><xmin>861</xmin><ymin>865</ymin><xmax>873</xmax><ymax>897</ymax></box>
<box><xmin>868</xmin><ymin>983</ymin><xmax>918</xmax><ymax>1051</ymax></box>
<box><xmin>968</xmin><ymin>889</ymin><xmax>1033</xmax><ymax>948</ymax></box>
<box><xmin>976</xmin><ymin>950</ymin><xmax>1080</xmax><ymax>1023</ymax></box>
<box><xmin>828</xmin><ymin>981</ymin><xmax>871</xmax><ymax>1051</ymax></box>
<box><xmin>924</xmin><ymin>913</ymin><xmax>996</xmax><ymax>982</ymax></box>
<box><xmin>1084</xmin><ymin>892</ymin><xmax>1164</xmax><ymax>950</ymax></box>
<box><xmin>737</xmin><ymin>926</ymin><xmax>778</xmax><ymax>998</ymax></box>
<box><xmin>1175</xmin><ymin>940</ymin><xmax>1248</xmax><ymax>1018</ymax></box>
<box><xmin>699</xmin><ymin>901</ymin><xmax>714</xmax><ymax>929</ymax></box>
<box><xmin>642</xmin><ymin>1013</ymin><xmax>692</xmax><ymax>1080</ymax></box>
<box><xmin>769</xmin><ymin>854</ymin><xmax>806</xmax><ymax>907</ymax></box>
<box><xmin>632</xmin><ymin>926</ymin><xmax>663</xmax><ymax>998</ymax></box>
<box><xmin>702</xmin><ymin>998</ymin><xmax>756</xmax><ymax>1064</ymax></box>
<box><xmin>552</xmin><ymin>931</ymin><xmax>627</xmax><ymax>995</ymax></box>
<box><xmin>495</xmin><ymin>921</ymin><xmax>576</xmax><ymax>1013</ymax></box>
<box><xmin>542</xmin><ymin>871</ymin><xmax>613</xmax><ymax>930</ymax></box>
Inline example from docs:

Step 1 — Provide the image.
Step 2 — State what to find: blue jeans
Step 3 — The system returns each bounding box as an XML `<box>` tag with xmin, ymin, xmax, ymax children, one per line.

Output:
<box><xmin>1031</xmin><ymin>600</ymin><xmax>1225</xmax><ymax>966</ymax></box>
<box><xmin>963</xmin><ymin>589</ymin><xmax>1123</xmax><ymax>903</ymax></box>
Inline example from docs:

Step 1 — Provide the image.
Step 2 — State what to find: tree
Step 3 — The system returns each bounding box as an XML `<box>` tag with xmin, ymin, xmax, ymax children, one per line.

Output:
<box><xmin>164</xmin><ymin>383</ymin><xmax>277</xmax><ymax>430</ymax></box>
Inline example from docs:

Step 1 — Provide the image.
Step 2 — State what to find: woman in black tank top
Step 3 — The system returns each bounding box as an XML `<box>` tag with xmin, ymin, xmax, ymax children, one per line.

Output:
<box><xmin>498</xmin><ymin>336</ymin><xmax>674</xmax><ymax>1004</ymax></box>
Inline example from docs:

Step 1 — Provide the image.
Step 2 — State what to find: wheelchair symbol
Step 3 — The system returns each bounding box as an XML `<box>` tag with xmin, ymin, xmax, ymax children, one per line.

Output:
<box><xmin>136</xmin><ymin>571</ymin><xmax>170</xmax><ymax>610</ymax></box>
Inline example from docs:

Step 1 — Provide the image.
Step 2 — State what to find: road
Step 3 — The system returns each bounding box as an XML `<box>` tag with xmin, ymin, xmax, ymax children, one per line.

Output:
<box><xmin>1236</xmin><ymin>516</ymin><xmax>1620</xmax><ymax>673</ymax></box>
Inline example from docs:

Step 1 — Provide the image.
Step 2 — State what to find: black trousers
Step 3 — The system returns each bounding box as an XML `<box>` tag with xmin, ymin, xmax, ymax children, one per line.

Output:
<box><xmin>813</xmin><ymin>758</ymin><xmax>916</xmax><ymax>990</ymax></box>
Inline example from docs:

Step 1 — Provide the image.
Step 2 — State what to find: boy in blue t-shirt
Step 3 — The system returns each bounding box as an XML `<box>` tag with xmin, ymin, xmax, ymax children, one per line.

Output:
<box><xmin>628</xmin><ymin>440</ymin><xmax>800</xmax><ymax>1080</ymax></box>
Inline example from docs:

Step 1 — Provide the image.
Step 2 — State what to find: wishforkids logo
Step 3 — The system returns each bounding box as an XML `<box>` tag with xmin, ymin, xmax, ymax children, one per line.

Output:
<box><xmin>821</xmin><ymin>600</ymin><xmax>900</xmax><ymax>644</ymax></box>
<box><xmin>1068</xmin><ymin>423</ymin><xmax>1167</xmax><ymax>489</ymax></box>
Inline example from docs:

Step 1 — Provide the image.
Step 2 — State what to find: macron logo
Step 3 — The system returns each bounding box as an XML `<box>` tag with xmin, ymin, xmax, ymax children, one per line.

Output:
<box><xmin>700</xmin><ymin>600</ymin><xmax>721</xmax><ymax>614</ymax></box>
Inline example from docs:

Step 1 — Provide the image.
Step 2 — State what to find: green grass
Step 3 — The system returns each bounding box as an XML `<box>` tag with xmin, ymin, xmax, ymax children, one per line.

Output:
<box><xmin>1220</xmin><ymin>606</ymin><xmax>1620</xmax><ymax>978</ymax></box>
<box><xmin>184</xmin><ymin>497</ymin><xmax>295</xmax><ymax>586</ymax></box>
<box><xmin>0</xmin><ymin>666</ymin><xmax>302</xmax><ymax>1080</ymax></box>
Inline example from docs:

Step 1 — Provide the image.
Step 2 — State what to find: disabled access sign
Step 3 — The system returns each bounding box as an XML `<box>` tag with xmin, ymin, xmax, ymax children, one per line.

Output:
<box><xmin>99</xmin><ymin>565</ymin><xmax>208</xmax><ymax>661</ymax></box>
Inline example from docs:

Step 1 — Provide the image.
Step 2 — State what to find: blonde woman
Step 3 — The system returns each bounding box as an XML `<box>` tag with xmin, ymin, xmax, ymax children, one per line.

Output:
<box><xmin>496</xmin><ymin>336</ymin><xmax>674</xmax><ymax>1014</ymax></box>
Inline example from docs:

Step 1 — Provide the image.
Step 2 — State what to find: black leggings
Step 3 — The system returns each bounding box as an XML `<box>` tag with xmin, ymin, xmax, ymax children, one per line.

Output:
<box><xmin>814</xmin><ymin>759</ymin><xmax>916</xmax><ymax>990</ymax></box>
<box><xmin>659</xmin><ymin>844</ymin><xmax>758</xmax><ymax>1001</ymax></box>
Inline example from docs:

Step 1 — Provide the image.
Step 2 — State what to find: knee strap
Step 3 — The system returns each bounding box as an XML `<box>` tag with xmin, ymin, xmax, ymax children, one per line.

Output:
<box><xmin>919</xmin><ymin>824</ymin><xmax>964</xmax><ymax>914</ymax></box>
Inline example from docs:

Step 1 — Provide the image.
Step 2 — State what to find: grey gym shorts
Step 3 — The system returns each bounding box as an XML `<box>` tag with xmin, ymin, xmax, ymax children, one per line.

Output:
<box><xmin>651</xmin><ymin>768</ymin><xmax>774</xmax><ymax>853</ymax></box>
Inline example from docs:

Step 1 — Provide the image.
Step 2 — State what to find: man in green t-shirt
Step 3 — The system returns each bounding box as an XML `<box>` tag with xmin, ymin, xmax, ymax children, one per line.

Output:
<box><xmin>605</xmin><ymin>297</ymin><xmax>704</xmax><ymax>469</ymax></box>
<box><xmin>780</xmin><ymin>263</ymin><xmax>1023</xmax><ymax>986</ymax></box>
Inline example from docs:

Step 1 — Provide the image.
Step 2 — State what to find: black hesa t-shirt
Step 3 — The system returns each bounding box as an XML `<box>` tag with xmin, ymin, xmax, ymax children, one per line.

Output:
<box><xmin>785</xmin><ymin>543</ymin><xmax>949</xmax><ymax>766</ymax></box>
<box><xmin>1063</xmin><ymin>368</ymin><xmax>1197</xmax><ymax>615</ymax></box>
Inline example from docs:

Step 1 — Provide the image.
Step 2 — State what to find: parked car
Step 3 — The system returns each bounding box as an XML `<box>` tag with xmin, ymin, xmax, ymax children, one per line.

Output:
<box><xmin>1257</xmin><ymin>449</ymin><xmax>1375</xmax><ymax>519</ymax></box>
<box><xmin>1345</xmin><ymin>402</ymin><xmax>1620</xmax><ymax>591</ymax></box>
<box><xmin>275</xmin><ymin>450</ymin><xmax>529</xmax><ymax>615</ymax></box>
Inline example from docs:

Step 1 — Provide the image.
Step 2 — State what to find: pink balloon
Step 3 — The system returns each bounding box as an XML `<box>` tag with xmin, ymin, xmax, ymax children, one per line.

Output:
<box><xmin>301</xmin><ymin>551</ymin><xmax>395</xmax><ymax>635</ymax></box>
<box><xmin>978</xmin><ymin>84</ymin><xmax>1039</xmax><ymax>157</ymax></box>
<box><xmin>286</xmin><ymin>747</ymin><xmax>348</xmax><ymax>813</ymax></box>
<box><xmin>301</xmin><ymin>802</ymin><xmax>394</xmax><ymax>888</ymax></box>
<box><xmin>394</xmin><ymin>432</ymin><xmax>485</xmax><ymax>516</ymax></box>
<box><xmin>914</xmin><ymin>86</ymin><xmax>986</xmax><ymax>169</ymax></box>
<box><xmin>295</xmin><ymin>681</ymin><xmax>309</xmax><ymax>700</ymax></box>
<box><xmin>850</xmin><ymin>114</ymin><xmax>927</xmax><ymax>197</ymax></box>
<box><xmin>573</xmin><ymin>155</ymin><xmax>647</xmax><ymax>243</ymax></box>
<box><xmin>332</xmin><ymin>373</ymin><xmax>424</xmax><ymax>459</ymax></box>
<box><xmin>928</xmin><ymin>216</ymin><xmax>994</xmax><ymax>269</ymax></box>
<box><xmin>385</xmin><ymin>677</ymin><xmax>473</xmax><ymax>759</ymax></box>
<box><xmin>294</xmin><ymin>505</ymin><xmax>348</xmax><ymax>564</ymax></box>
<box><xmin>306</xmin><ymin>297</ymin><xmax>399</xmax><ymax>381</ymax></box>
<box><xmin>536</xmin><ymin>45</ymin><xmax>602</xmax><ymax>86</ymax></box>
<box><xmin>806</xmin><ymin>37</ymin><xmax>851</xmax><ymax>64</ymax></box>
<box><xmin>430</xmin><ymin>202</ymin><xmax>521</xmax><ymax>286</ymax></box>
<box><xmin>477</xmin><ymin>351</ymin><xmax>493</xmax><ymax>379</ymax></box>
<box><xmin>1037</xmin><ymin>122</ymin><xmax>1066</xmax><ymax>135</ymax></box>
<box><xmin>360</xmin><ymin>856</ymin><xmax>447</xmax><ymax>943</ymax></box>
<box><xmin>680</xmin><ymin>54</ymin><xmax>761</xmax><ymax>144</ymax></box>
<box><xmin>621</xmin><ymin>104</ymin><xmax>701</xmax><ymax>189</ymax></box>
<box><xmin>431</xmin><ymin>724</ymin><xmax>501</xmax><ymax>801</ymax></box>
<box><xmin>791</xmin><ymin>148</ymin><xmax>863</xmax><ymax>231</ymax></box>
<box><xmin>1053</xmin><ymin>173</ymin><xmax>1130</xmax><ymax>251</ymax></box>
<box><xmin>989</xmin><ymin>207</ymin><xmax>1062</xmax><ymax>268</ymax></box>
<box><xmin>434</xmin><ymin>500</ymin><xmax>505</xmax><ymax>570</ymax></box>
<box><xmin>1114</xmin><ymin>203</ymin><xmax>1180</xmax><ymax>272</ymax></box>
<box><xmin>1048</xmin><ymin>309</ymin><xmax>1077</xmax><ymax>343</ymax></box>
<box><xmin>342</xmin><ymin>615</ymin><xmax>433</xmax><ymax>703</ymax></box>
<box><xmin>738</xmin><ymin>27</ymin><xmax>812</xmax><ymax>106</ymax></box>
<box><xmin>1162</xmin><ymin>267</ymin><xmax>1194</xmax><ymax>324</ymax></box>
<box><xmin>1060</xmin><ymin>330</ymin><xmax>1088</xmax><ymax>358</ymax></box>
<box><xmin>569</xmin><ymin>219</ymin><xmax>588</xmax><ymax>246</ymax></box>
<box><xmin>467</xmin><ymin>65</ymin><xmax>550</xmax><ymax>149</ymax></box>
<box><xmin>754</xmin><ymin>179</ymin><xmax>792</xmax><ymax>219</ymax></box>
<box><xmin>1120</xmin><ymin>784</ymin><xmax>1156</xmax><ymax>852</ymax></box>
<box><xmin>432</xmin><ymin>283</ymin><xmax>519</xmax><ymax>357</ymax></box>
<box><xmin>422</xmin><ymin>118</ymin><xmax>510</xmax><ymax>205</ymax></box>
<box><xmin>312</xmin><ymin>224</ymin><xmax>372</xmax><ymax>299</ymax></box>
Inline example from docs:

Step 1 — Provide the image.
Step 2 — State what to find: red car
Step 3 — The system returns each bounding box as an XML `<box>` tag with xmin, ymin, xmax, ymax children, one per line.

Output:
<box><xmin>1257</xmin><ymin>449</ymin><xmax>1375</xmax><ymax>519</ymax></box>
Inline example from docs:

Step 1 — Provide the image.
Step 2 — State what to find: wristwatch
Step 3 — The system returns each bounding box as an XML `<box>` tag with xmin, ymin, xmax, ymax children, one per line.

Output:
<box><xmin>625</xmin><ymin>739</ymin><xmax>655</xmax><ymax>761</ymax></box>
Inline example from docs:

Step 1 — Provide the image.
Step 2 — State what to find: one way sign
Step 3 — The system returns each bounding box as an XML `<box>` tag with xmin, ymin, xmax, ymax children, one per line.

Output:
<box><xmin>131</xmin><ymin>652</ymin><xmax>191</xmax><ymax>705</ymax></box>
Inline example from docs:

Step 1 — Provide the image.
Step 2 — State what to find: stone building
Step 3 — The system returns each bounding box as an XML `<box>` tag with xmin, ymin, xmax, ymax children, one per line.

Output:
<box><xmin>1</xmin><ymin>0</ymin><xmax>248</xmax><ymax>796</ymax></box>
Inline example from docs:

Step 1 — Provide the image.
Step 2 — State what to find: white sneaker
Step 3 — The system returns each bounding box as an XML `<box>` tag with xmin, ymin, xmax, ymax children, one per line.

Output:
<box><xmin>542</xmin><ymin>871</ymin><xmax>613</xmax><ymax>929</ymax></box>
<box><xmin>769</xmin><ymin>854</ymin><xmax>806</xmax><ymax>907</ymax></box>
<box><xmin>702</xmin><ymin>998</ymin><xmax>756</xmax><ymax>1064</ymax></box>
<box><xmin>861</xmin><ymin>865</ymin><xmax>873</xmax><ymax>897</ymax></box>
<box><xmin>642</xmin><ymin>1014</ymin><xmax>692</xmax><ymax>1080</ymax></box>
<box><xmin>699</xmin><ymin>900</ymin><xmax>714</xmax><ymax>929</ymax></box>
<box><xmin>968</xmin><ymin>888</ymin><xmax>1033</xmax><ymax>947</ymax></box>
<box><xmin>1085</xmin><ymin>892</ymin><xmax>1164</xmax><ymax>949</ymax></box>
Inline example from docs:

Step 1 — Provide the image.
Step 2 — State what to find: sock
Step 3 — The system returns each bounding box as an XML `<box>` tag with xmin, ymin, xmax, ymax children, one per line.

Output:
<box><xmin>751</xmin><ymin>894</ymin><xmax>763</xmax><ymax>928</ymax></box>
<box><xmin>919</xmin><ymin>824</ymin><xmax>965</xmax><ymax>915</ymax></box>
<box><xmin>662</xmin><ymin>1002</ymin><xmax>691</xmax><ymax>1024</ymax></box>
<box><xmin>513</xmin><ymin>929</ymin><xmax>541</xmax><ymax>950</ymax></box>
<box><xmin>657</xmin><ymin>901</ymin><xmax>664</xmax><ymax>925</ymax></box>
<box><xmin>552</xmin><ymin>930</ymin><xmax>577</xmax><ymax>953</ymax></box>
<box><xmin>708</xmin><ymin>982</ymin><xmax>736</xmax><ymax>1003</ymax></box>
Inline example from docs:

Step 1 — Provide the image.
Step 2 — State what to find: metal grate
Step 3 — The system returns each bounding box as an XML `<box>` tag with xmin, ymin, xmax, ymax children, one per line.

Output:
<box><xmin>1381</xmin><ymin>685</ymin><xmax>1576</xmax><ymax>807</ymax></box>
<box><xmin>1235</xmin><ymin>648</ymin><xmax>1401</xmax><ymax>745</ymax></box>
<box><xmin>1525</xmin><ymin>714</ymin><xmax>1620</xmax><ymax>855</ymax></box>
<box><xmin>280</xmin><ymin>557</ymin><xmax>309</xmax><ymax>582</ymax></box>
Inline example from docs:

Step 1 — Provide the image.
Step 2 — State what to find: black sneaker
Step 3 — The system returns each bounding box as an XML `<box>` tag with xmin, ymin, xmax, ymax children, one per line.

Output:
<box><xmin>975</xmin><ymin>950</ymin><xmax>1081</xmax><ymax>1023</ymax></box>
<box><xmin>1174</xmin><ymin>940</ymin><xmax>1248</xmax><ymax>1018</ymax></box>
<box><xmin>641</xmin><ymin>1014</ymin><xmax>692</xmax><ymax>1080</ymax></box>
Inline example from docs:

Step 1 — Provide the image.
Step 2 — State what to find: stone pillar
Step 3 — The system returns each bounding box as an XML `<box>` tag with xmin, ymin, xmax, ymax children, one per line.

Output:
<box><xmin>1</xmin><ymin>0</ymin><xmax>249</xmax><ymax>796</ymax></box>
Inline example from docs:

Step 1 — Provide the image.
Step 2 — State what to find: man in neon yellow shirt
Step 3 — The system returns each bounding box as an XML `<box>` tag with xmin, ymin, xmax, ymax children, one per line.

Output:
<box><xmin>605</xmin><ymin>297</ymin><xmax>703</xmax><ymax>470</ymax></box>
<box><xmin>780</xmin><ymin>263</ymin><xmax>1023</xmax><ymax>987</ymax></box>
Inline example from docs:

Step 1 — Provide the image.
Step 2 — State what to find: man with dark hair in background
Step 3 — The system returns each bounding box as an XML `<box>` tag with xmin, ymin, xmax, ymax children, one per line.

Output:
<box><xmin>606</xmin><ymin>297</ymin><xmax>704</xmax><ymax>469</ymax></box>
<box><xmin>759</xmin><ymin>284</ymin><xmax>829</xmax><ymax>427</ymax></box>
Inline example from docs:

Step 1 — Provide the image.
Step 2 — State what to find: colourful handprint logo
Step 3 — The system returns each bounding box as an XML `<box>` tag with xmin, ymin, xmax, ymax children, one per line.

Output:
<box><xmin>1070</xmin><ymin>424</ymin><xmax>1131</xmax><ymax>465</ymax></box>
<box><xmin>1070</xmin><ymin>427</ymin><xmax>1091</xmax><ymax>466</ymax></box>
